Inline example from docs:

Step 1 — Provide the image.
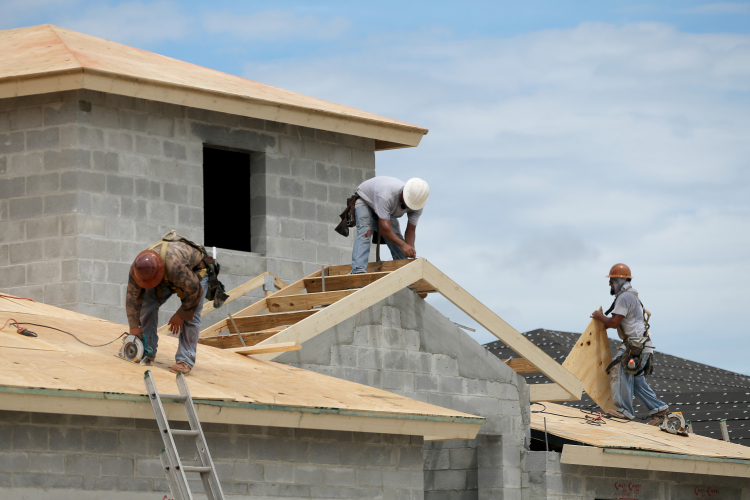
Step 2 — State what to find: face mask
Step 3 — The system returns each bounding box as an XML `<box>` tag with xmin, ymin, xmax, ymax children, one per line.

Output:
<box><xmin>610</xmin><ymin>278</ymin><xmax>627</xmax><ymax>295</ymax></box>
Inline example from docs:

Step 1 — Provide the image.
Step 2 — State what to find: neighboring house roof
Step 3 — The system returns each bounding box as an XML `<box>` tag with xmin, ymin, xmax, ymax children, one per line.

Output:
<box><xmin>0</xmin><ymin>294</ymin><xmax>483</xmax><ymax>440</ymax></box>
<box><xmin>486</xmin><ymin>328</ymin><xmax>750</xmax><ymax>445</ymax></box>
<box><xmin>0</xmin><ymin>24</ymin><xmax>428</xmax><ymax>150</ymax></box>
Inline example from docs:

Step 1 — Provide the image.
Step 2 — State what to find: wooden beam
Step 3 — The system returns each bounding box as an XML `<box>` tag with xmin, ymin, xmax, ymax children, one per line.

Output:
<box><xmin>503</xmin><ymin>358</ymin><xmax>540</xmax><ymax>374</ymax></box>
<box><xmin>267</xmin><ymin>290</ymin><xmax>357</xmax><ymax>313</ymax></box>
<box><xmin>561</xmin><ymin>445</ymin><xmax>750</xmax><ymax>478</ymax></box>
<box><xmin>230</xmin><ymin>342</ymin><xmax>301</xmax><ymax>356</ymax></box>
<box><xmin>198</xmin><ymin>327</ymin><xmax>285</xmax><ymax>349</ymax></box>
<box><xmin>530</xmin><ymin>383</ymin><xmax>579</xmax><ymax>402</ymax></box>
<box><xmin>421</xmin><ymin>260</ymin><xmax>583</xmax><ymax>400</ymax></box>
<box><xmin>326</xmin><ymin>259</ymin><xmax>415</xmax><ymax>276</ymax></box>
<box><xmin>228</xmin><ymin>310</ymin><xmax>317</xmax><ymax>333</ymax></box>
<box><xmin>252</xmin><ymin>259</ymin><xmax>425</xmax><ymax>360</ymax></box>
<box><xmin>304</xmin><ymin>272</ymin><xmax>389</xmax><ymax>293</ymax></box>
<box><xmin>200</xmin><ymin>268</ymin><xmax>321</xmax><ymax>338</ymax></box>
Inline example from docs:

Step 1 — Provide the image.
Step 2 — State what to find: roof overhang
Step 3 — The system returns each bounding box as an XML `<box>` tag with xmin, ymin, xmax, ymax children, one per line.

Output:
<box><xmin>562</xmin><ymin>445</ymin><xmax>750</xmax><ymax>478</ymax></box>
<box><xmin>0</xmin><ymin>387</ymin><xmax>483</xmax><ymax>441</ymax></box>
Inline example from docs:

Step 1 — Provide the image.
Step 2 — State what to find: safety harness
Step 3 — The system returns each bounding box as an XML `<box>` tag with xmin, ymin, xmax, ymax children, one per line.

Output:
<box><xmin>604</xmin><ymin>288</ymin><xmax>655</xmax><ymax>377</ymax></box>
<box><xmin>147</xmin><ymin>231</ymin><xmax>229</xmax><ymax>308</ymax></box>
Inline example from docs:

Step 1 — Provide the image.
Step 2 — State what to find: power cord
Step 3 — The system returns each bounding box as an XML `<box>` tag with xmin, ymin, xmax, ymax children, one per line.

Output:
<box><xmin>1</xmin><ymin>318</ymin><xmax>127</xmax><ymax>348</ymax></box>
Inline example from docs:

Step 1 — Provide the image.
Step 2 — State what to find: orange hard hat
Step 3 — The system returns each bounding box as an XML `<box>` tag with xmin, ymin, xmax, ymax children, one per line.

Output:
<box><xmin>131</xmin><ymin>250</ymin><xmax>165</xmax><ymax>289</ymax></box>
<box><xmin>606</xmin><ymin>263</ymin><xmax>632</xmax><ymax>279</ymax></box>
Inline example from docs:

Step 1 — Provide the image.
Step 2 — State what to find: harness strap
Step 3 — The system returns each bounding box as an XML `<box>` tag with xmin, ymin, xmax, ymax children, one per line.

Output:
<box><xmin>148</xmin><ymin>231</ymin><xmax>209</xmax><ymax>300</ymax></box>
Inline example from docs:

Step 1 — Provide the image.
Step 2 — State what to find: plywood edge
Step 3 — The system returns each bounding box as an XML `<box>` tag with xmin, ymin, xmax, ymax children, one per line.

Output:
<box><xmin>0</xmin><ymin>390</ymin><xmax>483</xmax><ymax>440</ymax></box>
<box><xmin>231</xmin><ymin>342</ymin><xmax>301</xmax><ymax>356</ymax></box>
<box><xmin>561</xmin><ymin>445</ymin><xmax>750</xmax><ymax>478</ymax></box>
<box><xmin>421</xmin><ymin>260</ymin><xmax>583</xmax><ymax>399</ymax></box>
<box><xmin>529</xmin><ymin>385</ymin><xmax>579</xmax><ymax>402</ymax></box>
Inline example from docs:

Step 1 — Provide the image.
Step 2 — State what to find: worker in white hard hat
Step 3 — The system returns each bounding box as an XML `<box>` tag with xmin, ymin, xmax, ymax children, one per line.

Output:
<box><xmin>349</xmin><ymin>176</ymin><xmax>429</xmax><ymax>274</ymax></box>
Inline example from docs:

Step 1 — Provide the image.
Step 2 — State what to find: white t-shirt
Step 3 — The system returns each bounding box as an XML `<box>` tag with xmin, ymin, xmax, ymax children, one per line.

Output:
<box><xmin>355</xmin><ymin>176</ymin><xmax>423</xmax><ymax>225</ymax></box>
<box><xmin>611</xmin><ymin>283</ymin><xmax>653</xmax><ymax>353</ymax></box>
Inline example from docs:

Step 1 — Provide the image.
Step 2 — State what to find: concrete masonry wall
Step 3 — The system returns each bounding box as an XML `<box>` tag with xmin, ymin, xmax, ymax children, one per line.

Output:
<box><xmin>0</xmin><ymin>89</ymin><xmax>375</xmax><ymax>327</ymax></box>
<box><xmin>275</xmin><ymin>288</ymin><xmax>532</xmax><ymax>500</ymax></box>
<box><xmin>0</xmin><ymin>409</ymin><xmax>424</xmax><ymax>499</ymax></box>
<box><xmin>526</xmin><ymin>451</ymin><xmax>750</xmax><ymax>500</ymax></box>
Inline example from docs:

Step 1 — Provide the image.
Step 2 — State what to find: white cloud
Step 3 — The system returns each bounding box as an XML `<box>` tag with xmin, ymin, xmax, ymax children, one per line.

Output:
<box><xmin>245</xmin><ymin>22</ymin><xmax>750</xmax><ymax>374</ymax></box>
<box><xmin>684</xmin><ymin>2</ymin><xmax>750</xmax><ymax>14</ymax></box>
<box><xmin>58</xmin><ymin>1</ymin><xmax>190</xmax><ymax>45</ymax></box>
<box><xmin>203</xmin><ymin>9</ymin><xmax>349</xmax><ymax>41</ymax></box>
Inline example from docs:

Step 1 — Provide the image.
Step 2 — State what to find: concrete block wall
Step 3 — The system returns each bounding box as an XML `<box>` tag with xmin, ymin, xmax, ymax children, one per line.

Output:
<box><xmin>526</xmin><ymin>451</ymin><xmax>750</xmax><ymax>500</ymax></box>
<box><xmin>0</xmin><ymin>89</ymin><xmax>376</xmax><ymax>325</ymax></box>
<box><xmin>0</xmin><ymin>409</ymin><xmax>424</xmax><ymax>499</ymax></box>
<box><xmin>275</xmin><ymin>288</ymin><xmax>531</xmax><ymax>500</ymax></box>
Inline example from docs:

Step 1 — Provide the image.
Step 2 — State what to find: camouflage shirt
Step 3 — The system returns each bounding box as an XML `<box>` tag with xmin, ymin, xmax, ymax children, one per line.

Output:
<box><xmin>126</xmin><ymin>241</ymin><xmax>205</xmax><ymax>329</ymax></box>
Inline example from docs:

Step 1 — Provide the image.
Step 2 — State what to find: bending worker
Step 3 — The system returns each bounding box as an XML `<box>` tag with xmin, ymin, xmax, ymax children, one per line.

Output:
<box><xmin>349</xmin><ymin>176</ymin><xmax>429</xmax><ymax>274</ymax></box>
<box><xmin>591</xmin><ymin>263</ymin><xmax>669</xmax><ymax>424</ymax></box>
<box><xmin>127</xmin><ymin>231</ymin><xmax>225</xmax><ymax>374</ymax></box>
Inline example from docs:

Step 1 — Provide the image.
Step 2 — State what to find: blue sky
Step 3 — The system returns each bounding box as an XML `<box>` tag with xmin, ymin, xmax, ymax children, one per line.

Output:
<box><xmin>3</xmin><ymin>1</ymin><xmax>750</xmax><ymax>374</ymax></box>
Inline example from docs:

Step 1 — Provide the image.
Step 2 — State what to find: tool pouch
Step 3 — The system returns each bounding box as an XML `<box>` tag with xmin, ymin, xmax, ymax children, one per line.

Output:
<box><xmin>204</xmin><ymin>260</ymin><xmax>229</xmax><ymax>309</ymax></box>
<box><xmin>622</xmin><ymin>336</ymin><xmax>648</xmax><ymax>375</ymax></box>
<box><xmin>335</xmin><ymin>193</ymin><xmax>359</xmax><ymax>237</ymax></box>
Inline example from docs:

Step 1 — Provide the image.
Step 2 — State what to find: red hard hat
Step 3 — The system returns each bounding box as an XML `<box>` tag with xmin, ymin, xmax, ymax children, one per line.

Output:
<box><xmin>131</xmin><ymin>250</ymin><xmax>165</xmax><ymax>289</ymax></box>
<box><xmin>606</xmin><ymin>263</ymin><xmax>632</xmax><ymax>279</ymax></box>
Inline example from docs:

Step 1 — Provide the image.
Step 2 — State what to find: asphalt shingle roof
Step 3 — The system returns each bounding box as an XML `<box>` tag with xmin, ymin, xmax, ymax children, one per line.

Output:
<box><xmin>484</xmin><ymin>328</ymin><xmax>750</xmax><ymax>445</ymax></box>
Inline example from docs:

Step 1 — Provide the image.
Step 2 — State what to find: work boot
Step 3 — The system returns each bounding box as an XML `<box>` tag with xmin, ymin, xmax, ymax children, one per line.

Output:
<box><xmin>648</xmin><ymin>408</ymin><xmax>670</xmax><ymax>426</ymax></box>
<box><xmin>607</xmin><ymin>410</ymin><xmax>629</xmax><ymax>420</ymax></box>
<box><xmin>169</xmin><ymin>361</ymin><xmax>192</xmax><ymax>375</ymax></box>
<box><xmin>140</xmin><ymin>356</ymin><xmax>154</xmax><ymax>366</ymax></box>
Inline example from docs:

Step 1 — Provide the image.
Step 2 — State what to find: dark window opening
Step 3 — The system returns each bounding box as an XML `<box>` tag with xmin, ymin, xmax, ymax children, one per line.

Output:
<box><xmin>203</xmin><ymin>146</ymin><xmax>251</xmax><ymax>252</ymax></box>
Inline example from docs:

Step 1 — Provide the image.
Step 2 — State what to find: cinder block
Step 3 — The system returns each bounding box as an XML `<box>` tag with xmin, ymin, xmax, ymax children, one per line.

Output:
<box><xmin>304</xmin><ymin>139</ymin><xmax>328</xmax><ymax>161</ymax></box>
<box><xmin>291</xmin><ymin>158</ymin><xmax>316</xmax><ymax>180</ymax></box>
<box><xmin>163</xmin><ymin>182</ymin><xmax>188</xmax><ymax>204</ymax></box>
<box><xmin>332</xmin><ymin>345</ymin><xmax>358</xmax><ymax>367</ymax></box>
<box><xmin>44</xmin><ymin>192</ymin><xmax>82</xmax><ymax>215</ymax></box>
<box><xmin>147</xmin><ymin>201</ymin><xmax>177</xmax><ymax>225</ymax></box>
<box><xmin>43</xmin><ymin>148</ymin><xmax>89</xmax><ymax>171</ymax></box>
<box><xmin>83</xmin><ymin>476</ymin><xmax>117</xmax><ymax>490</ymax></box>
<box><xmin>292</xmin><ymin>198</ymin><xmax>317</xmax><ymax>221</ymax></box>
<box><xmin>178</xmin><ymin>205</ymin><xmax>203</xmax><ymax>226</ymax></box>
<box><xmin>84</xmin><ymin>429</ymin><xmax>118</xmax><ymax>454</ymax></box>
<box><xmin>66</xmin><ymin>455</ymin><xmax>100</xmax><ymax>475</ymax></box>
<box><xmin>135</xmin><ymin>178</ymin><xmax>161</xmax><ymax>199</ymax></box>
<box><xmin>0</xmin><ymin>220</ymin><xmax>25</xmax><ymax>243</ymax></box>
<box><xmin>26</xmin><ymin>128</ymin><xmax>60</xmax><ymax>150</ymax></box>
<box><xmin>136</xmin><ymin>136</ymin><xmax>161</xmax><ymax>156</ymax></box>
<box><xmin>9</xmin><ymin>240</ymin><xmax>43</xmax><ymax>264</ymax></box>
<box><xmin>384</xmin><ymin>470</ymin><xmax>412</xmax><ymax>488</ymax></box>
<box><xmin>382</xmin><ymin>350</ymin><xmax>407</xmax><ymax>371</ymax></box>
<box><xmin>13</xmin><ymin>473</ymin><xmax>50</xmax><ymax>488</ymax></box>
<box><xmin>49</xmin><ymin>427</ymin><xmax>83</xmax><ymax>452</ymax></box>
<box><xmin>10</xmin><ymin>107</ymin><xmax>42</xmax><ymax>130</ymax></box>
<box><xmin>48</xmin><ymin>475</ymin><xmax>84</xmax><ymax>489</ymax></box>
<box><xmin>265</xmin><ymin>463</ymin><xmax>295</xmax><ymax>483</ymax></box>
<box><xmin>356</xmin><ymin>469</ymin><xmax>383</xmax><ymax>487</ymax></box>
<box><xmin>277</xmin><ymin>218</ymin><xmax>304</xmax><ymax>239</ymax></box>
<box><xmin>135</xmin><ymin>458</ymin><xmax>163</xmax><ymax>478</ymax></box>
<box><xmin>308</xmin><ymin>441</ymin><xmax>339</xmax><ymax>465</ymax></box>
<box><xmin>316</xmin><ymin>163</ymin><xmax>340</xmax><ymax>183</ymax></box>
<box><xmin>434</xmin><ymin>470</ymin><xmax>467</xmax><ymax>490</ymax></box>
<box><xmin>340</xmin><ymin>167</ymin><xmax>364</xmax><ymax>187</ymax></box>
<box><xmin>407</xmin><ymin>352</ymin><xmax>433</xmax><ymax>374</ymax></box>
<box><xmin>0</xmin><ymin>132</ymin><xmax>24</xmax><ymax>154</ymax></box>
<box><xmin>26</xmin><ymin>452</ymin><xmax>64</xmax><ymax>473</ymax></box>
<box><xmin>234</xmin><ymin>462</ymin><xmax>264</xmax><ymax>482</ymax></box>
<box><xmin>0</xmin><ymin>265</ymin><xmax>25</xmax><ymax>287</ymax></box>
<box><xmin>315</xmin><ymin>202</ymin><xmax>339</xmax><ymax>223</ymax></box>
<box><xmin>118</xmin><ymin>477</ymin><xmax>151</xmax><ymax>491</ymax></box>
<box><xmin>279</xmin><ymin>177</ymin><xmax>304</xmax><ymax>198</ymax></box>
<box><xmin>280</xmin><ymin>135</ymin><xmax>303</xmax><ymax>157</ymax></box>
<box><xmin>450</xmin><ymin>448</ymin><xmax>477</xmax><ymax>470</ymax></box>
<box><xmin>325</xmin><ymin>467</ymin><xmax>355</xmax><ymax>486</ymax></box>
<box><xmin>304</xmin><ymin>181</ymin><xmax>328</xmax><ymax>202</ymax></box>
<box><xmin>353</xmin><ymin>148</ymin><xmax>375</xmax><ymax>169</ymax></box>
<box><xmin>0</xmin><ymin>452</ymin><xmax>29</xmax><ymax>472</ymax></box>
<box><xmin>77</xmin><ymin>127</ymin><xmax>105</xmax><ymax>148</ymax></box>
<box><xmin>432</xmin><ymin>354</ymin><xmax>459</xmax><ymax>376</ymax></box>
<box><xmin>106</xmin><ymin>174</ymin><xmax>134</xmax><ymax>196</ymax></box>
<box><xmin>147</xmin><ymin>115</ymin><xmax>174</xmax><ymax>137</ymax></box>
<box><xmin>119</xmin><ymin>110</ymin><xmax>148</xmax><ymax>132</ymax></box>
<box><xmin>101</xmin><ymin>457</ymin><xmax>134</xmax><ymax>476</ymax></box>
<box><xmin>0</xmin><ymin>177</ymin><xmax>25</xmax><ymax>199</ymax></box>
<box><xmin>9</xmin><ymin>197</ymin><xmax>43</xmax><ymax>219</ymax></box>
<box><xmin>163</xmin><ymin>140</ymin><xmax>187</xmax><ymax>160</ymax></box>
<box><xmin>441</xmin><ymin>377</ymin><xmax>465</xmax><ymax>395</ymax></box>
<box><xmin>27</xmin><ymin>260</ymin><xmax>61</xmax><ymax>284</ymax></box>
<box><xmin>92</xmin><ymin>283</ymin><xmax>121</xmax><ymax>306</ymax></box>
<box><xmin>248</xmin><ymin>437</ymin><xmax>280</xmax><ymax>461</ymax></box>
<box><xmin>91</xmin><ymin>105</ymin><xmax>119</xmax><ymax>129</ymax></box>
<box><xmin>383</xmin><ymin>371</ymin><xmax>405</xmax><ymax>390</ymax></box>
<box><xmin>295</xmin><ymin>465</ymin><xmax>325</xmax><ymax>484</ymax></box>
<box><xmin>368</xmin><ymin>446</ymin><xmax>394</xmax><ymax>468</ymax></box>
<box><xmin>44</xmin><ymin>102</ymin><xmax>79</xmax><ymax>126</ymax></box>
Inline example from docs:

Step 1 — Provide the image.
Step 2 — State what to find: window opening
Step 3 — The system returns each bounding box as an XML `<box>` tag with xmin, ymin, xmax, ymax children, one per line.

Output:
<box><xmin>203</xmin><ymin>146</ymin><xmax>251</xmax><ymax>252</ymax></box>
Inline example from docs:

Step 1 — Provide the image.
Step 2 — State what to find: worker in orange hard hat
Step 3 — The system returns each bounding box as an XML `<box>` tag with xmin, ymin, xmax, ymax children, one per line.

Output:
<box><xmin>591</xmin><ymin>263</ymin><xmax>669</xmax><ymax>424</ymax></box>
<box><xmin>127</xmin><ymin>231</ymin><xmax>226</xmax><ymax>375</ymax></box>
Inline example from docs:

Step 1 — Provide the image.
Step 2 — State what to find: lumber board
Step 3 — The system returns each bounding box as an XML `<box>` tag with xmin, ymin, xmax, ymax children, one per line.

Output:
<box><xmin>504</xmin><ymin>358</ymin><xmax>540</xmax><ymax>374</ymax></box>
<box><xmin>529</xmin><ymin>383</ymin><xmax>579</xmax><ymax>402</ymax></box>
<box><xmin>562</xmin><ymin>317</ymin><xmax>616</xmax><ymax>413</ymax></box>
<box><xmin>421</xmin><ymin>260</ymin><xmax>583</xmax><ymax>399</ymax></box>
<box><xmin>561</xmin><ymin>445</ymin><xmax>750</xmax><ymax>478</ymax></box>
<box><xmin>200</xmin><ymin>269</ymin><xmax>321</xmax><ymax>338</ymax></box>
<box><xmin>252</xmin><ymin>259</ymin><xmax>424</xmax><ymax>360</ymax></box>
<box><xmin>227</xmin><ymin>310</ymin><xmax>317</xmax><ymax>333</ymax></box>
<box><xmin>304</xmin><ymin>272</ymin><xmax>390</xmax><ymax>293</ymax></box>
<box><xmin>230</xmin><ymin>342</ymin><xmax>301</xmax><ymax>356</ymax></box>
<box><xmin>197</xmin><ymin>327</ymin><xmax>285</xmax><ymax>349</ymax></box>
<box><xmin>533</xmin><ymin>403</ymin><xmax>750</xmax><ymax>461</ymax></box>
<box><xmin>267</xmin><ymin>290</ymin><xmax>356</xmax><ymax>313</ymax></box>
<box><xmin>326</xmin><ymin>259</ymin><xmax>415</xmax><ymax>276</ymax></box>
<box><xmin>411</xmin><ymin>279</ymin><xmax>437</xmax><ymax>293</ymax></box>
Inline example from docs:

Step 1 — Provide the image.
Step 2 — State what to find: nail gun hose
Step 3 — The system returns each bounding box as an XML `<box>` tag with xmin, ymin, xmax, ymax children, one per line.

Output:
<box><xmin>2</xmin><ymin>319</ymin><xmax>126</xmax><ymax>348</ymax></box>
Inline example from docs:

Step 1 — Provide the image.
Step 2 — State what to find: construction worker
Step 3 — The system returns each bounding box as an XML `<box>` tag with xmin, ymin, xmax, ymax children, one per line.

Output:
<box><xmin>127</xmin><ymin>231</ymin><xmax>225</xmax><ymax>374</ymax></box>
<box><xmin>349</xmin><ymin>176</ymin><xmax>430</xmax><ymax>274</ymax></box>
<box><xmin>591</xmin><ymin>263</ymin><xmax>669</xmax><ymax>424</ymax></box>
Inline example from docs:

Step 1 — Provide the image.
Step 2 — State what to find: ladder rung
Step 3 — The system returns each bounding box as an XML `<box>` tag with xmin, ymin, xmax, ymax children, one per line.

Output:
<box><xmin>171</xmin><ymin>429</ymin><xmax>200</xmax><ymax>437</ymax></box>
<box><xmin>158</xmin><ymin>393</ymin><xmax>187</xmax><ymax>401</ymax></box>
<box><xmin>182</xmin><ymin>465</ymin><xmax>212</xmax><ymax>474</ymax></box>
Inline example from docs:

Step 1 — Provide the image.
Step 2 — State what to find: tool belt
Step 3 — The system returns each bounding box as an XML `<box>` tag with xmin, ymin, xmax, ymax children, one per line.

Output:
<box><xmin>606</xmin><ymin>336</ymin><xmax>654</xmax><ymax>376</ymax></box>
<box><xmin>335</xmin><ymin>193</ymin><xmax>359</xmax><ymax>237</ymax></box>
<box><xmin>148</xmin><ymin>231</ymin><xmax>229</xmax><ymax>308</ymax></box>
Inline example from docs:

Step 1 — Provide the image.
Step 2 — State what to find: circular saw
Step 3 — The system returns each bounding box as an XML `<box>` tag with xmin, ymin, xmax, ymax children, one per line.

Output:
<box><xmin>659</xmin><ymin>412</ymin><xmax>689</xmax><ymax>436</ymax></box>
<box><xmin>116</xmin><ymin>334</ymin><xmax>155</xmax><ymax>363</ymax></box>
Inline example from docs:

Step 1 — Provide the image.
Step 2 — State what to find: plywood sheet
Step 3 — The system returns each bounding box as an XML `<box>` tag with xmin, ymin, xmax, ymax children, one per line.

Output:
<box><xmin>562</xmin><ymin>318</ymin><xmax>616</xmax><ymax>413</ymax></box>
<box><xmin>0</xmin><ymin>298</ymin><xmax>480</xmax><ymax>425</ymax></box>
<box><xmin>531</xmin><ymin>402</ymin><xmax>750</xmax><ymax>461</ymax></box>
<box><xmin>0</xmin><ymin>329</ymin><xmax>64</xmax><ymax>352</ymax></box>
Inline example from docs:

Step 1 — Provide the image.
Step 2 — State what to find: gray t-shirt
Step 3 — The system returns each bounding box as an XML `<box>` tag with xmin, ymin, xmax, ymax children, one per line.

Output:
<box><xmin>611</xmin><ymin>283</ymin><xmax>653</xmax><ymax>353</ymax></box>
<box><xmin>355</xmin><ymin>176</ymin><xmax>423</xmax><ymax>225</ymax></box>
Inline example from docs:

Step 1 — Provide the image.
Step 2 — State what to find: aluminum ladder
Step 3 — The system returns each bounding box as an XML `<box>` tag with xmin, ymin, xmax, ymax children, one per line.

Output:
<box><xmin>144</xmin><ymin>370</ymin><xmax>225</xmax><ymax>500</ymax></box>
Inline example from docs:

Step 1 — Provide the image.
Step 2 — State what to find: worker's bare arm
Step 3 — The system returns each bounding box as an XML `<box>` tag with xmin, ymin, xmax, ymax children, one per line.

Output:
<box><xmin>405</xmin><ymin>222</ymin><xmax>416</xmax><ymax>247</ymax></box>
<box><xmin>591</xmin><ymin>309</ymin><xmax>625</xmax><ymax>332</ymax></box>
<box><xmin>125</xmin><ymin>274</ymin><xmax>145</xmax><ymax>337</ymax></box>
<box><xmin>378</xmin><ymin>218</ymin><xmax>416</xmax><ymax>258</ymax></box>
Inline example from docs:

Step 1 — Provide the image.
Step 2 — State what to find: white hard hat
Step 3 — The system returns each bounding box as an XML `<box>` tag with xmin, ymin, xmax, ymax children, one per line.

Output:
<box><xmin>403</xmin><ymin>178</ymin><xmax>430</xmax><ymax>210</ymax></box>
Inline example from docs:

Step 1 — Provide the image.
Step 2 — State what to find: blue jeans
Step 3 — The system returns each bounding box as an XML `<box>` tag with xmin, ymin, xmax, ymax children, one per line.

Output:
<box><xmin>350</xmin><ymin>205</ymin><xmax>406</xmax><ymax>274</ymax></box>
<box><xmin>140</xmin><ymin>274</ymin><xmax>208</xmax><ymax>368</ymax></box>
<box><xmin>610</xmin><ymin>348</ymin><xmax>668</xmax><ymax>420</ymax></box>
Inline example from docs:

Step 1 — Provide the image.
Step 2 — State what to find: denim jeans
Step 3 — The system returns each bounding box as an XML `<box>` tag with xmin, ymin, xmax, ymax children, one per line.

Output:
<box><xmin>610</xmin><ymin>347</ymin><xmax>668</xmax><ymax>420</ymax></box>
<box><xmin>350</xmin><ymin>205</ymin><xmax>406</xmax><ymax>274</ymax></box>
<box><xmin>140</xmin><ymin>274</ymin><xmax>209</xmax><ymax>368</ymax></box>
